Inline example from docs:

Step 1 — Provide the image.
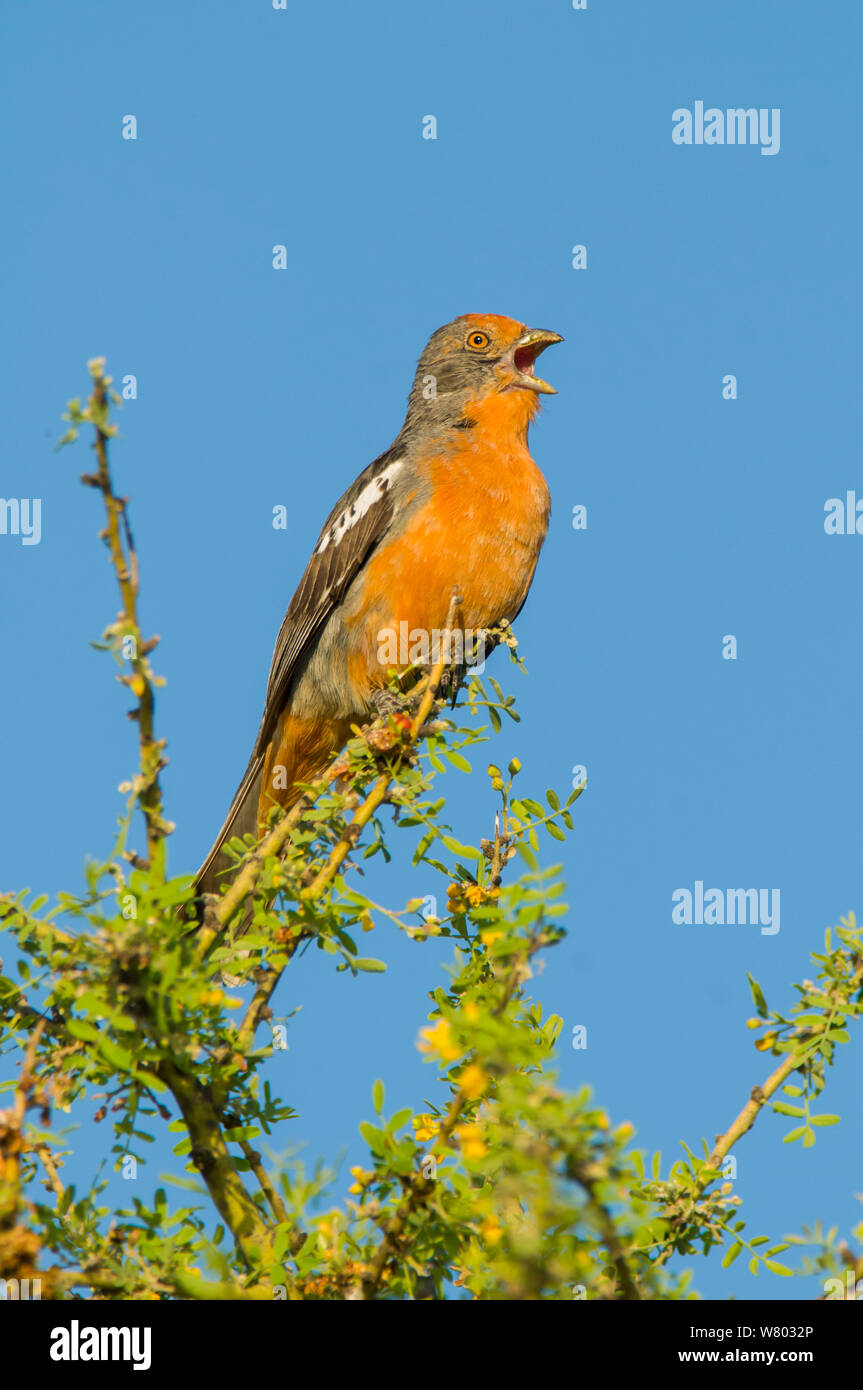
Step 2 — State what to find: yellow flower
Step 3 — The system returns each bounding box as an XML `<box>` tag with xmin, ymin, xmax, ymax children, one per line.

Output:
<box><xmin>480</xmin><ymin>928</ymin><xmax>503</xmax><ymax>947</ymax></box>
<box><xmin>348</xmin><ymin>1166</ymin><xmax>372</xmax><ymax>1194</ymax></box>
<box><xmin>455</xmin><ymin>1124</ymin><xmax>487</xmax><ymax>1161</ymax></box>
<box><xmin>614</xmin><ymin>1121</ymin><xmax>634</xmax><ymax>1142</ymax></box>
<box><xmin>418</xmin><ymin>1019</ymin><xmax>461</xmax><ymax>1063</ymax></box>
<box><xmin>413</xmin><ymin>1114</ymin><xmax>440</xmax><ymax>1142</ymax></box>
<box><xmin>458</xmin><ymin>1063</ymin><xmax>487</xmax><ymax>1100</ymax></box>
<box><xmin>480</xmin><ymin>1217</ymin><xmax>503</xmax><ymax>1245</ymax></box>
<box><xmin>316</xmin><ymin>1214</ymin><xmax>340</xmax><ymax>1255</ymax></box>
<box><xmin>462</xmin><ymin>1002</ymin><xmax>479</xmax><ymax>1022</ymax></box>
<box><xmin>197</xmin><ymin>989</ymin><xmax>224</xmax><ymax>1007</ymax></box>
<box><xmin>466</xmin><ymin>884</ymin><xmax>497</xmax><ymax>907</ymax></box>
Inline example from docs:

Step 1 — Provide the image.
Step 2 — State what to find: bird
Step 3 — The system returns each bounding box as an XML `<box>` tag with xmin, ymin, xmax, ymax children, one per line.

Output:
<box><xmin>195</xmin><ymin>312</ymin><xmax>562</xmax><ymax>906</ymax></box>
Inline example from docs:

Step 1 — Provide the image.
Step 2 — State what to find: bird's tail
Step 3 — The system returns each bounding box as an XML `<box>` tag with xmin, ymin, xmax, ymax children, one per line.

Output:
<box><xmin>195</xmin><ymin>748</ymin><xmax>265</xmax><ymax>904</ymax></box>
<box><xmin>194</xmin><ymin>709</ymin><xmax>351</xmax><ymax>934</ymax></box>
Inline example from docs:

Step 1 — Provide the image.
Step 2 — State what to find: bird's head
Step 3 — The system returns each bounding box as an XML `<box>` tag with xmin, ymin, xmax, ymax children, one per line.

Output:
<box><xmin>405</xmin><ymin>314</ymin><xmax>563</xmax><ymax>434</ymax></box>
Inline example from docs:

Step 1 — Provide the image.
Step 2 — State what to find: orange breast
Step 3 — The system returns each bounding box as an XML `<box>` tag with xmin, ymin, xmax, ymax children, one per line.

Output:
<box><xmin>350</xmin><ymin>388</ymin><xmax>550</xmax><ymax>684</ymax></box>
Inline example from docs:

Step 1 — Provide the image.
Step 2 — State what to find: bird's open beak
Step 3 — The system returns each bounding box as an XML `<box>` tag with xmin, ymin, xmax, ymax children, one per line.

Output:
<box><xmin>510</xmin><ymin>328</ymin><xmax>564</xmax><ymax>394</ymax></box>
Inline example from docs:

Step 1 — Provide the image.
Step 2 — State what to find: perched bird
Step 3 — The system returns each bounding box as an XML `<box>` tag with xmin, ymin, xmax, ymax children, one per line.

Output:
<box><xmin>196</xmin><ymin>312</ymin><xmax>562</xmax><ymax>902</ymax></box>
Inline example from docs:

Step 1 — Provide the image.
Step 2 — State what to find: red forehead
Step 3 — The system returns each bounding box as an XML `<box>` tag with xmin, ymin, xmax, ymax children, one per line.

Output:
<box><xmin>456</xmin><ymin>313</ymin><xmax>526</xmax><ymax>341</ymax></box>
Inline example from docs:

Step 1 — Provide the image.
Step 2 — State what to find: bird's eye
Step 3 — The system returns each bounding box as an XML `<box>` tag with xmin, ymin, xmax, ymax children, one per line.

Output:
<box><xmin>466</xmin><ymin>331</ymin><xmax>490</xmax><ymax>351</ymax></box>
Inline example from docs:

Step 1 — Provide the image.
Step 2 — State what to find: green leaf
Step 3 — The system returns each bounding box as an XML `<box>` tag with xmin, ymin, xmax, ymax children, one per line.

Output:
<box><xmin>353</xmin><ymin>958</ymin><xmax>387</xmax><ymax>973</ymax></box>
<box><xmin>516</xmin><ymin>841</ymin><xmax>538</xmax><ymax>869</ymax></box>
<box><xmin>747</xmin><ymin>972</ymin><xmax>768</xmax><ymax>1018</ymax></box>
<box><xmin>802</xmin><ymin>1128</ymin><xmax>816</xmax><ymax>1148</ymax></box>
<box><xmin>446</xmin><ymin>752</ymin><xmax>472</xmax><ymax>773</ymax></box>
<box><xmin>749</xmin><ymin>1255</ymin><xmax>759</xmax><ymax>1276</ymax></box>
<box><xmin>783</xmin><ymin>1126</ymin><xmax>806</xmax><ymax>1143</ymax></box>
<box><xmin>273</xmin><ymin>1224</ymin><xmax>293</xmax><ymax>1264</ymax></box>
<box><xmin>373</xmin><ymin>1079</ymin><xmax>385</xmax><ymax>1114</ymax></box>
<box><xmin>810</xmin><ymin>1114</ymin><xmax>840</xmax><ymax>1127</ymax></box>
<box><xmin>360</xmin><ymin>1121</ymin><xmax>386</xmax><ymax>1155</ymax></box>
<box><xmin>722</xmin><ymin>1242</ymin><xmax>743</xmax><ymax>1269</ymax></box>
<box><xmin>546</xmin><ymin>821</ymin><xmax>566</xmax><ymax>841</ymax></box>
<box><xmin>543</xmin><ymin>1014</ymin><xmax>563</xmax><ymax>1045</ymax></box>
<box><xmin>764</xmin><ymin>1260</ymin><xmax>793</xmax><ymax>1277</ymax></box>
<box><xmin>66</xmin><ymin>1018</ymin><xmax>101</xmax><ymax>1042</ymax></box>
<box><xmin>98</xmin><ymin>1037</ymin><xmax>135</xmax><ymax>1071</ymax></box>
<box><xmin>440</xmin><ymin>835</ymin><xmax>481</xmax><ymax>861</ymax></box>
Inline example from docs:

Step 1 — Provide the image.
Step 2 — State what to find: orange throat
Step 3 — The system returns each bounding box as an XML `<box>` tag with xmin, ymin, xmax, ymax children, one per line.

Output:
<box><xmin>463</xmin><ymin>378</ymin><xmax>542</xmax><ymax>444</ymax></box>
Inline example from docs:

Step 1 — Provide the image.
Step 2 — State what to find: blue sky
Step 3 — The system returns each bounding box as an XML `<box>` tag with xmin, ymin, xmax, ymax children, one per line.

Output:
<box><xmin>1</xmin><ymin>0</ymin><xmax>861</xmax><ymax>1300</ymax></box>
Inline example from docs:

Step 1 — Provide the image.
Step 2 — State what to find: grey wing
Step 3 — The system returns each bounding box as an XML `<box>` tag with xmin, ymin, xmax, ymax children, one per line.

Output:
<box><xmin>253</xmin><ymin>449</ymin><xmax>404</xmax><ymax>755</ymax></box>
<box><xmin>195</xmin><ymin>449</ymin><xmax>403</xmax><ymax>899</ymax></box>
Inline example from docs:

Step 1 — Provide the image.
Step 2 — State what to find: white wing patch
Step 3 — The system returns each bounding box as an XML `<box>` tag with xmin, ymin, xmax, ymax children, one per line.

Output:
<box><xmin>316</xmin><ymin>459</ymin><xmax>404</xmax><ymax>555</ymax></box>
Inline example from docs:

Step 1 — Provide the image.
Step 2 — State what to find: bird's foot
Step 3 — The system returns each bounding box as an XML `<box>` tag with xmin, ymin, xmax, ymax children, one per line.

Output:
<box><xmin>368</xmin><ymin>686</ymin><xmax>425</xmax><ymax>721</ymax></box>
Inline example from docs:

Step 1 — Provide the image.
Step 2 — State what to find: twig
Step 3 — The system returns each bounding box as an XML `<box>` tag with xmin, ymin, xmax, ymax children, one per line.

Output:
<box><xmin>155</xmin><ymin>1058</ymin><xmax>276</xmax><ymax>1270</ymax></box>
<box><xmin>705</xmin><ymin>1054</ymin><xmax>800</xmax><ymax>1175</ymax></box>
<box><xmin>231</xmin><ymin>592</ymin><xmax>462</xmax><ymax>1051</ymax></box>
<box><xmin>358</xmin><ymin>1094</ymin><xmax>468</xmax><ymax>1301</ymax></box>
<box><xmin>34</xmin><ymin>1145</ymin><xmax>65</xmax><ymax>1204</ymax></box>
<box><xmin>1</xmin><ymin>1020</ymin><xmax>46</xmax><ymax>1192</ymax></box>
<box><xmin>357</xmin><ymin>920</ymin><xmax>538</xmax><ymax>1300</ymax></box>
<box><xmin>79</xmin><ymin>362</ymin><xmax>168</xmax><ymax>876</ymax></box>
<box><xmin>570</xmin><ymin>1162</ymin><xmax>641</xmax><ymax>1301</ymax></box>
<box><xmin>239</xmin><ymin>1140</ymin><xmax>288</xmax><ymax>1225</ymax></box>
